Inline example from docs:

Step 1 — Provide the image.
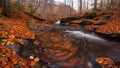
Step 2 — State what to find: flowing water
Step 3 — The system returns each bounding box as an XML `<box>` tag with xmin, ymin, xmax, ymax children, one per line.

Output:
<box><xmin>65</xmin><ymin>30</ymin><xmax>104</xmax><ymax>41</ymax></box>
<box><xmin>55</xmin><ymin>20</ymin><xmax>61</xmax><ymax>25</ymax></box>
<box><xmin>18</xmin><ymin>20</ymin><xmax>120</xmax><ymax>68</ymax></box>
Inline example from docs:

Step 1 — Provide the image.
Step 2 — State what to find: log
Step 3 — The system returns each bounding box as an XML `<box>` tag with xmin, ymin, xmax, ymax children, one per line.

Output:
<box><xmin>24</xmin><ymin>12</ymin><xmax>46</xmax><ymax>21</ymax></box>
<box><xmin>60</xmin><ymin>16</ymin><xmax>83</xmax><ymax>25</ymax></box>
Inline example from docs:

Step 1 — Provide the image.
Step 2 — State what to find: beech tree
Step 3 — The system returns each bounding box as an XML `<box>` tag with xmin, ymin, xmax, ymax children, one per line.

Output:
<box><xmin>31</xmin><ymin>0</ymin><xmax>40</xmax><ymax>14</ymax></box>
<box><xmin>64</xmin><ymin>0</ymin><xmax>67</xmax><ymax>16</ymax></box>
<box><xmin>94</xmin><ymin>0</ymin><xmax>97</xmax><ymax>10</ymax></box>
<box><xmin>100</xmin><ymin>0</ymin><xmax>104</xmax><ymax>9</ymax></box>
<box><xmin>79</xmin><ymin>0</ymin><xmax>82</xmax><ymax>13</ymax></box>
<box><xmin>0</xmin><ymin>0</ymin><xmax>2</xmax><ymax>7</ymax></box>
<box><xmin>1</xmin><ymin>0</ymin><xmax>120</xmax><ymax>18</ymax></box>
<box><xmin>41</xmin><ymin>0</ymin><xmax>48</xmax><ymax>17</ymax></box>
<box><xmin>1</xmin><ymin>0</ymin><xmax>12</xmax><ymax>16</ymax></box>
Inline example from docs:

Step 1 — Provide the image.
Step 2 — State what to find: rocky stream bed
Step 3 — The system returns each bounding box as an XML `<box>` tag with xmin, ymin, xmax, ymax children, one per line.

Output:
<box><xmin>0</xmin><ymin>20</ymin><xmax>120</xmax><ymax>68</ymax></box>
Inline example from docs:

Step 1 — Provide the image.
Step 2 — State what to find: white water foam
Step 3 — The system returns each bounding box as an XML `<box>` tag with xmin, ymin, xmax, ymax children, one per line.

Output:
<box><xmin>65</xmin><ymin>30</ymin><xmax>104</xmax><ymax>41</ymax></box>
<box><xmin>55</xmin><ymin>20</ymin><xmax>60</xmax><ymax>25</ymax></box>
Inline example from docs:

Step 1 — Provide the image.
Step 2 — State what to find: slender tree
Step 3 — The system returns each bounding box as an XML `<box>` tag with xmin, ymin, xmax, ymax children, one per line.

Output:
<box><xmin>94</xmin><ymin>0</ymin><xmax>97</xmax><ymax>10</ymax></box>
<box><xmin>87</xmin><ymin>0</ymin><xmax>89</xmax><ymax>11</ymax></box>
<box><xmin>79</xmin><ymin>0</ymin><xmax>82</xmax><ymax>13</ymax></box>
<box><xmin>64</xmin><ymin>0</ymin><xmax>67</xmax><ymax>17</ymax></box>
<box><xmin>0</xmin><ymin>0</ymin><xmax>2</xmax><ymax>7</ymax></box>
<box><xmin>31</xmin><ymin>0</ymin><xmax>40</xmax><ymax>14</ymax></box>
<box><xmin>100</xmin><ymin>0</ymin><xmax>104</xmax><ymax>9</ymax></box>
<box><xmin>41</xmin><ymin>0</ymin><xmax>48</xmax><ymax>17</ymax></box>
<box><xmin>2</xmin><ymin>0</ymin><xmax>12</xmax><ymax>16</ymax></box>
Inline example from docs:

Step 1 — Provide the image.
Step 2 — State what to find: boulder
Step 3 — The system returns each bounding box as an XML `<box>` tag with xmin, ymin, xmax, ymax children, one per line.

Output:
<box><xmin>60</xmin><ymin>16</ymin><xmax>83</xmax><ymax>25</ymax></box>
<box><xmin>84</xmin><ymin>12</ymin><xmax>97</xmax><ymax>19</ymax></box>
<box><xmin>80</xmin><ymin>20</ymin><xmax>93</xmax><ymax>25</ymax></box>
<box><xmin>96</xmin><ymin>32</ymin><xmax>120</xmax><ymax>41</ymax></box>
<box><xmin>96</xmin><ymin>19</ymin><xmax>108</xmax><ymax>25</ymax></box>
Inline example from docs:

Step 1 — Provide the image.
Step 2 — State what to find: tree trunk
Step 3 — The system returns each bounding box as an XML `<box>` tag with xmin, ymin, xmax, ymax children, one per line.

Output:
<box><xmin>2</xmin><ymin>0</ymin><xmax>11</xmax><ymax>16</ymax></box>
<box><xmin>41</xmin><ymin>0</ymin><xmax>48</xmax><ymax>17</ymax></box>
<box><xmin>0</xmin><ymin>0</ymin><xmax>2</xmax><ymax>7</ymax></box>
<box><xmin>2</xmin><ymin>0</ymin><xmax>7</xmax><ymax>16</ymax></box>
<box><xmin>86</xmin><ymin>1</ymin><xmax>88</xmax><ymax>11</ymax></box>
<box><xmin>100</xmin><ymin>0</ymin><xmax>103</xmax><ymax>9</ymax></box>
<box><xmin>94</xmin><ymin>0</ymin><xmax>97</xmax><ymax>10</ymax></box>
<box><xmin>79</xmin><ymin>0</ymin><xmax>82</xmax><ymax>13</ymax></box>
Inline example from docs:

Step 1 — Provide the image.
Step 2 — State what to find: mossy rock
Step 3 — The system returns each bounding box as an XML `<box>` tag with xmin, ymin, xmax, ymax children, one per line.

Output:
<box><xmin>84</xmin><ymin>12</ymin><xmax>97</xmax><ymax>19</ymax></box>
<box><xmin>26</xmin><ymin>20</ymin><xmax>31</xmax><ymax>26</ymax></box>
<box><xmin>0</xmin><ymin>36</ymin><xmax>2</xmax><ymax>41</ymax></box>
<box><xmin>96</xmin><ymin>19</ymin><xmax>108</xmax><ymax>25</ymax></box>
<box><xmin>93</xmin><ymin>17</ymin><xmax>99</xmax><ymax>20</ymax></box>
<box><xmin>80</xmin><ymin>20</ymin><xmax>93</xmax><ymax>25</ymax></box>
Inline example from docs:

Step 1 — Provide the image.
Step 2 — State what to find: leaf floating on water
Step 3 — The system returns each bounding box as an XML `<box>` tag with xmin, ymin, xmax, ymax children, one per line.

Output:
<box><xmin>34</xmin><ymin>40</ymin><xmax>40</xmax><ymax>45</ymax></box>
<box><xmin>29</xmin><ymin>61</ymin><xmax>36</xmax><ymax>67</ymax></box>
<box><xmin>33</xmin><ymin>57</ymin><xmax>40</xmax><ymax>62</ymax></box>
<box><xmin>96</xmin><ymin>57</ymin><xmax>115</xmax><ymax>67</ymax></box>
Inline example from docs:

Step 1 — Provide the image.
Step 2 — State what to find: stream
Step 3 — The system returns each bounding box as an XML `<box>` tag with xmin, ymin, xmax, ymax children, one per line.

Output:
<box><xmin>18</xmin><ymin>20</ymin><xmax>120</xmax><ymax>68</ymax></box>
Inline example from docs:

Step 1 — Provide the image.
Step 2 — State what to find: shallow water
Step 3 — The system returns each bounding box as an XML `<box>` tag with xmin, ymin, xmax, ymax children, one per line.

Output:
<box><xmin>18</xmin><ymin>20</ymin><xmax>120</xmax><ymax>68</ymax></box>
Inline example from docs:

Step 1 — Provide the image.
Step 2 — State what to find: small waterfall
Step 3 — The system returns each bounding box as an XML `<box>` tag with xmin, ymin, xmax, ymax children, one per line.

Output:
<box><xmin>65</xmin><ymin>30</ymin><xmax>104</xmax><ymax>41</ymax></box>
<box><xmin>55</xmin><ymin>20</ymin><xmax>104</xmax><ymax>41</ymax></box>
<box><xmin>55</xmin><ymin>20</ymin><xmax>60</xmax><ymax>25</ymax></box>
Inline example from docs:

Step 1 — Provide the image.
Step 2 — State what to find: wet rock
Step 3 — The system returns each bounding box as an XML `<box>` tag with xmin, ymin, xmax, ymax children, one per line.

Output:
<box><xmin>60</xmin><ymin>16</ymin><xmax>83</xmax><ymax>25</ymax></box>
<box><xmin>18</xmin><ymin>39</ymin><xmax>29</xmax><ymax>46</ymax></box>
<box><xmin>96</xmin><ymin>19</ymin><xmax>108</xmax><ymax>25</ymax></box>
<box><xmin>93</xmin><ymin>17</ymin><xmax>99</xmax><ymax>20</ymax></box>
<box><xmin>5</xmin><ymin>43</ymin><xmax>20</xmax><ymax>53</ymax></box>
<box><xmin>84</xmin><ymin>12</ymin><xmax>97</xmax><ymax>19</ymax></box>
<box><xmin>19</xmin><ymin>39</ymin><xmax>42</xmax><ymax>60</ymax></box>
<box><xmin>95</xmin><ymin>32</ymin><xmax>120</xmax><ymax>41</ymax></box>
<box><xmin>80</xmin><ymin>20</ymin><xmax>93</xmax><ymax>25</ymax></box>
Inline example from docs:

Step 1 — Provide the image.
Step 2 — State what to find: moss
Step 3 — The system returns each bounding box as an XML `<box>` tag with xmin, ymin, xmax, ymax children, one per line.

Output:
<box><xmin>84</xmin><ymin>12</ymin><xmax>97</xmax><ymax>19</ymax></box>
<box><xmin>0</xmin><ymin>36</ymin><xmax>2</xmax><ymax>41</ymax></box>
<box><xmin>26</xmin><ymin>20</ymin><xmax>31</xmax><ymax>26</ymax></box>
<box><xmin>11</xmin><ymin>3</ymin><xmax>24</xmax><ymax>12</ymax></box>
<box><xmin>93</xmin><ymin>17</ymin><xmax>99</xmax><ymax>20</ymax></box>
<box><xmin>105</xmin><ymin>15</ymin><xmax>111</xmax><ymax>19</ymax></box>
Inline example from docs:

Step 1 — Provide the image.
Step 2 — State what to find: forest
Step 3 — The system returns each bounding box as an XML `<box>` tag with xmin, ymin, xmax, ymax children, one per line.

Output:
<box><xmin>0</xmin><ymin>0</ymin><xmax>120</xmax><ymax>68</ymax></box>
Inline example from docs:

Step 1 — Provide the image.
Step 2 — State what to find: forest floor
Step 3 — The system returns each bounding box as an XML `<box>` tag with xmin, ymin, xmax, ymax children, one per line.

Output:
<box><xmin>0</xmin><ymin>8</ymin><xmax>120</xmax><ymax>68</ymax></box>
<box><xmin>62</xmin><ymin>8</ymin><xmax>120</xmax><ymax>34</ymax></box>
<box><xmin>85</xmin><ymin>8</ymin><xmax>120</xmax><ymax>33</ymax></box>
<box><xmin>0</xmin><ymin>8</ymin><xmax>120</xmax><ymax>39</ymax></box>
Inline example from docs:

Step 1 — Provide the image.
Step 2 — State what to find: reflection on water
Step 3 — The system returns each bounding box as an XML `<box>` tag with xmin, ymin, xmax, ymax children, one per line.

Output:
<box><xmin>18</xmin><ymin>20</ymin><xmax>120</xmax><ymax>68</ymax></box>
<box><xmin>37</xmin><ymin>30</ymin><xmax>120</xmax><ymax>68</ymax></box>
<box><xmin>37</xmin><ymin>31</ymin><xmax>101</xmax><ymax>68</ymax></box>
<box><xmin>18</xmin><ymin>29</ymin><xmax>120</xmax><ymax>67</ymax></box>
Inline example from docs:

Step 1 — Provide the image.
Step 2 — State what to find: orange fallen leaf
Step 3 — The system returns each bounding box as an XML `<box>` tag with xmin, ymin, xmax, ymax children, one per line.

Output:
<box><xmin>29</xmin><ymin>61</ymin><xmax>36</xmax><ymax>66</ymax></box>
<box><xmin>33</xmin><ymin>58</ymin><xmax>40</xmax><ymax>62</ymax></box>
<box><xmin>34</xmin><ymin>40</ymin><xmax>39</xmax><ymax>45</ymax></box>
